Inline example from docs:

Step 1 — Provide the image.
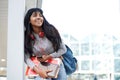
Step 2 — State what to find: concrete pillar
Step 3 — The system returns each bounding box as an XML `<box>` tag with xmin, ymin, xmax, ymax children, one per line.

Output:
<box><xmin>7</xmin><ymin>0</ymin><xmax>25</xmax><ymax>79</ymax></box>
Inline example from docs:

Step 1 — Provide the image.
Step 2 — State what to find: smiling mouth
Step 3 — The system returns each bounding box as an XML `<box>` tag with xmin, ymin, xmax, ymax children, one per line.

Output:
<box><xmin>36</xmin><ymin>20</ymin><xmax>42</xmax><ymax>23</ymax></box>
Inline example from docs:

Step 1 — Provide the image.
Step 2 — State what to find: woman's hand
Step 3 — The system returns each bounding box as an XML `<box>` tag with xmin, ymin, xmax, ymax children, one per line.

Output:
<box><xmin>33</xmin><ymin>65</ymin><xmax>51</xmax><ymax>78</ymax></box>
<box><xmin>37</xmin><ymin>55</ymin><xmax>52</xmax><ymax>62</ymax></box>
<box><xmin>38</xmin><ymin>69</ymin><xmax>52</xmax><ymax>78</ymax></box>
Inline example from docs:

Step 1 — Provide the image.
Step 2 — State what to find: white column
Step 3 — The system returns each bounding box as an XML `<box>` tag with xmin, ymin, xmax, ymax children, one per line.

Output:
<box><xmin>37</xmin><ymin>0</ymin><xmax>42</xmax><ymax>8</ymax></box>
<box><xmin>7</xmin><ymin>0</ymin><xmax>25</xmax><ymax>80</ymax></box>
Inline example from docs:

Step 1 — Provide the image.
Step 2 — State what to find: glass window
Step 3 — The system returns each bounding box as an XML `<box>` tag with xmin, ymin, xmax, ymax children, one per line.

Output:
<box><xmin>114</xmin><ymin>75</ymin><xmax>120</xmax><ymax>80</ymax></box>
<box><xmin>91</xmin><ymin>43</ymin><xmax>101</xmax><ymax>55</ymax></box>
<box><xmin>70</xmin><ymin>43</ymin><xmax>79</xmax><ymax>56</ymax></box>
<box><xmin>114</xmin><ymin>59</ymin><xmax>120</xmax><ymax>73</ymax></box>
<box><xmin>81</xmin><ymin>60</ymin><xmax>90</xmax><ymax>70</ymax></box>
<box><xmin>113</xmin><ymin>44</ymin><xmax>120</xmax><ymax>57</ymax></box>
<box><xmin>92</xmin><ymin>59</ymin><xmax>111</xmax><ymax>72</ymax></box>
<box><xmin>81</xmin><ymin>43</ymin><xmax>90</xmax><ymax>55</ymax></box>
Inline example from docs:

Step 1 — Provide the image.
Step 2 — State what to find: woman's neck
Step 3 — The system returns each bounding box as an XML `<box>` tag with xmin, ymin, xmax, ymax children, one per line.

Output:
<box><xmin>33</xmin><ymin>27</ymin><xmax>42</xmax><ymax>34</ymax></box>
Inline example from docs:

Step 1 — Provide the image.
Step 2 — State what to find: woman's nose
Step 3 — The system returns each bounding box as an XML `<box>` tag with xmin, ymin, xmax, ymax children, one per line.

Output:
<box><xmin>36</xmin><ymin>15</ymin><xmax>41</xmax><ymax>19</ymax></box>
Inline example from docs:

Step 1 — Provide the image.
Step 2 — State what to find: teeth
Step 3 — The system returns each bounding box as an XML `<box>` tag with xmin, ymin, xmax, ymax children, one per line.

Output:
<box><xmin>36</xmin><ymin>21</ymin><xmax>41</xmax><ymax>23</ymax></box>
<box><xmin>36</xmin><ymin>21</ymin><xmax>40</xmax><ymax>22</ymax></box>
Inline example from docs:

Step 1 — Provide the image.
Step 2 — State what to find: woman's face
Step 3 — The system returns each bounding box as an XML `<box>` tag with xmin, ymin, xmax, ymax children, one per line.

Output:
<box><xmin>30</xmin><ymin>11</ymin><xmax>44</xmax><ymax>28</ymax></box>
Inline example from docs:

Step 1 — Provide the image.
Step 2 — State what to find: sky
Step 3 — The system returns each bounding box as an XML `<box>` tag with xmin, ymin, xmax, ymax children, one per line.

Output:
<box><xmin>42</xmin><ymin>0</ymin><xmax>120</xmax><ymax>40</ymax></box>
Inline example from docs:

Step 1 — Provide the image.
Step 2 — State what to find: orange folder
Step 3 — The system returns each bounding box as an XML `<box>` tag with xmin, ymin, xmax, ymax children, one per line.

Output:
<box><xmin>26</xmin><ymin>57</ymin><xmax>61</xmax><ymax>78</ymax></box>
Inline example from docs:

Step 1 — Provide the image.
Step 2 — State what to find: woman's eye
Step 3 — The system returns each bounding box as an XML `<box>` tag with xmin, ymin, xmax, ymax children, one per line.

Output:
<box><xmin>31</xmin><ymin>12</ymin><xmax>42</xmax><ymax>17</ymax></box>
<box><xmin>31</xmin><ymin>12</ymin><xmax>37</xmax><ymax>17</ymax></box>
<box><xmin>39</xmin><ymin>14</ymin><xmax>42</xmax><ymax>17</ymax></box>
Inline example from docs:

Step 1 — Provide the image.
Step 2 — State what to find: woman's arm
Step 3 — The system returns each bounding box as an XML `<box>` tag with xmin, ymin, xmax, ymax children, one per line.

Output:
<box><xmin>24</xmin><ymin>53</ymin><xmax>35</xmax><ymax>69</ymax></box>
<box><xmin>50</xmin><ymin>42</ymin><xmax>67</xmax><ymax>58</ymax></box>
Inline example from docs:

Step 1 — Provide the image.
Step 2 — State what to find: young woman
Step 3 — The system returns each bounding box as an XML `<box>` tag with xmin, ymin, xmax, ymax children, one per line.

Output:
<box><xmin>24</xmin><ymin>8</ymin><xmax>67</xmax><ymax>80</ymax></box>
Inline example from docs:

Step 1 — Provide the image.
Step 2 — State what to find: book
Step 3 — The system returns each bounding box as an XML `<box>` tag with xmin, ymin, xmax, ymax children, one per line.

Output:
<box><xmin>25</xmin><ymin>57</ymin><xmax>61</xmax><ymax>78</ymax></box>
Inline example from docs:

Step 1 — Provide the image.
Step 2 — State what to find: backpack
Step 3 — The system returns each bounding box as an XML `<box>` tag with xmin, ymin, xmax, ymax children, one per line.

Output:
<box><xmin>62</xmin><ymin>45</ymin><xmax>78</xmax><ymax>75</ymax></box>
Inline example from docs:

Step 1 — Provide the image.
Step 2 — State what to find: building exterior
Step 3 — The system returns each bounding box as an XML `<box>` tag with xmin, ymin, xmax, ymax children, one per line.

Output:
<box><xmin>63</xmin><ymin>33</ymin><xmax>120</xmax><ymax>80</ymax></box>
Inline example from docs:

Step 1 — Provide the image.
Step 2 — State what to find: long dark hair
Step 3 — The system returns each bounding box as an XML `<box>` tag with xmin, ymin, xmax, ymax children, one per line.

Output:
<box><xmin>24</xmin><ymin>8</ymin><xmax>62</xmax><ymax>55</ymax></box>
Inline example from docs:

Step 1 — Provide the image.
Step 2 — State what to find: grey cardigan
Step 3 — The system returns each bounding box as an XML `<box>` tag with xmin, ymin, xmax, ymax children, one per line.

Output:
<box><xmin>24</xmin><ymin>33</ymin><xmax>67</xmax><ymax>69</ymax></box>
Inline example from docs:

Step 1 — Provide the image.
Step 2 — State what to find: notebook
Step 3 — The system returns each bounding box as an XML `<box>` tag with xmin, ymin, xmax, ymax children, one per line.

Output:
<box><xmin>26</xmin><ymin>57</ymin><xmax>61</xmax><ymax>78</ymax></box>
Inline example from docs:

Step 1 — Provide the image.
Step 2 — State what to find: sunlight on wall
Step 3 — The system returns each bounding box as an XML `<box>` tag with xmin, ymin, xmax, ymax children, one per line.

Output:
<box><xmin>42</xmin><ymin>0</ymin><xmax>120</xmax><ymax>41</ymax></box>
